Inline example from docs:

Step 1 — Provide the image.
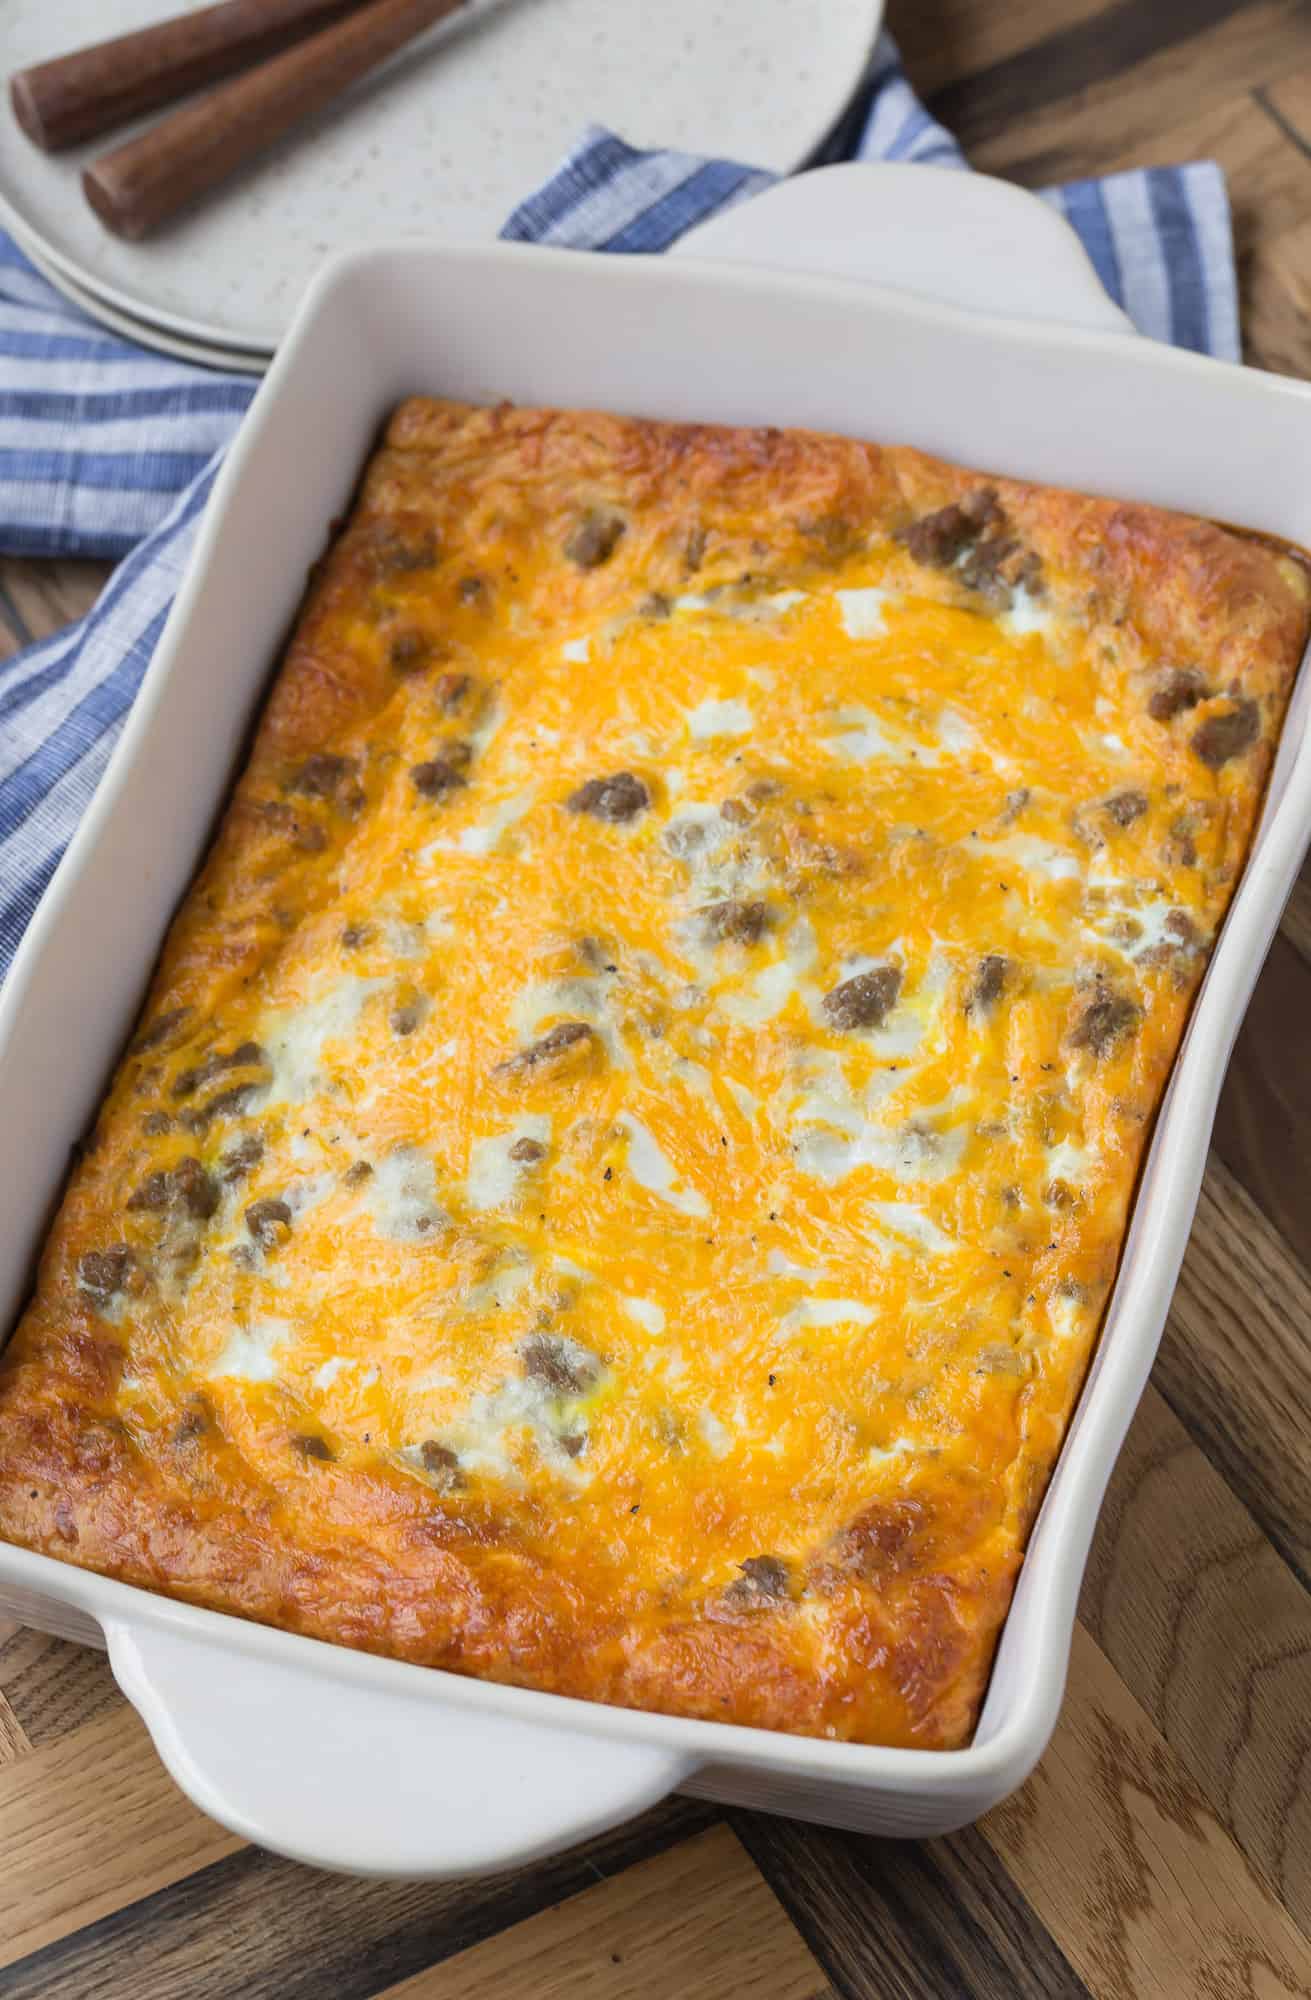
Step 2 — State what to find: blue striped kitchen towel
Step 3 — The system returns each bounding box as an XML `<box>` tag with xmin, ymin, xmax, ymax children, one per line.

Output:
<box><xmin>0</xmin><ymin>31</ymin><xmax>1240</xmax><ymax>975</ymax></box>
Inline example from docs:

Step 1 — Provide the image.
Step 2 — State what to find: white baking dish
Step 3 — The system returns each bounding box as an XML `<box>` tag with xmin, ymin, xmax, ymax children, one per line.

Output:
<box><xmin>2</xmin><ymin>165</ymin><xmax>1309</xmax><ymax>1879</ymax></box>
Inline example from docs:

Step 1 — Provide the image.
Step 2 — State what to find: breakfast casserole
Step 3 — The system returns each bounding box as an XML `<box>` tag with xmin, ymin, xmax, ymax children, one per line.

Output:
<box><xmin>0</xmin><ymin>399</ymin><xmax>1304</xmax><ymax>1751</ymax></box>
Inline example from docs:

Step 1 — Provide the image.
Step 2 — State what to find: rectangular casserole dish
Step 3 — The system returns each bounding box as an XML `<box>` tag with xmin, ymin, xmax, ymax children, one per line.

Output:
<box><xmin>1</xmin><ymin>164</ymin><xmax>1309</xmax><ymax>1878</ymax></box>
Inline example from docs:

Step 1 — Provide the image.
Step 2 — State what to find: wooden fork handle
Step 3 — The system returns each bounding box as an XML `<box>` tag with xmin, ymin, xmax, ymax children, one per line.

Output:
<box><xmin>10</xmin><ymin>0</ymin><xmax>364</xmax><ymax>153</ymax></box>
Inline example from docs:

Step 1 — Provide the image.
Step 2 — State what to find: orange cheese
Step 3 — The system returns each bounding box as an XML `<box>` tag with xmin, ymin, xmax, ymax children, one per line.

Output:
<box><xmin>0</xmin><ymin>400</ymin><xmax>1304</xmax><ymax>1748</ymax></box>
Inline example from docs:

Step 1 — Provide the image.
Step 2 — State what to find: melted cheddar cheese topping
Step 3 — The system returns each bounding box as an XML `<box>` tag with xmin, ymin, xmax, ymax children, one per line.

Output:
<box><xmin>2</xmin><ymin>402</ymin><xmax>1304</xmax><ymax>1747</ymax></box>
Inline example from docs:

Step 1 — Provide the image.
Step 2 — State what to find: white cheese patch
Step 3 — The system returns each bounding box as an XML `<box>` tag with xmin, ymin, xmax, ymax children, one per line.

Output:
<box><xmin>978</xmin><ymin>832</ymin><xmax>1082</xmax><ymax>884</ymax></box>
<box><xmin>1003</xmin><ymin>586</ymin><xmax>1055</xmax><ymax>639</ymax></box>
<box><xmin>624</xmin><ymin>1296</ymin><xmax>666</xmax><ymax>1334</ymax></box>
<box><xmin>870</xmin><ymin>1200</ymin><xmax>955</xmax><ymax>1253</ymax></box>
<box><xmin>726</xmin><ymin>1077</ymin><xmax>761</xmax><ymax>1118</ymax></box>
<box><xmin>210</xmin><ymin>1317</ymin><xmax>292</xmax><ymax>1384</ymax></box>
<box><xmin>770</xmin><ymin>589</ymin><xmax>805</xmax><ymax>611</ymax></box>
<box><xmin>698</xmin><ymin>1409</ymin><xmax>732</xmax><ymax>1457</ymax></box>
<box><xmin>618</xmin><ymin>1114</ymin><xmax>710</xmax><ymax>1218</ymax></box>
<box><xmin>367</xmin><ymin>1147</ymin><xmax>444</xmax><ymax>1241</ymax></box>
<box><xmin>465</xmin><ymin>1115</ymin><xmax>551</xmax><ymax>1211</ymax></box>
<box><xmin>685</xmin><ymin>696</ymin><xmax>754</xmax><ymax>740</ymax></box>
<box><xmin>766</xmin><ymin>1248</ymin><xmax>827</xmax><ymax>1280</ymax></box>
<box><xmin>794</xmin><ymin>1113</ymin><xmax>967</xmax><ymax>1188</ymax></box>
<box><xmin>561</xmin><ymin>636</ymin><xmax>590</xmax><ymax>662</ymax></box>
<box><xmin>260</xmin><ymin>977</ymin><xmax>386</xmax><ymax>1107</ymax></box>
<box><xmin>451</xmin><ymin>790</ymin><xmax>535</xmax><ymax>857</ymax></box>
<box><xmin>836</xmin><ymin>587</ymin><xmax>889</xmax><ymax>639</ymax></box>
<box><xmin>786</xmin><ymin>1297</ymin><xmax>875</xmax><ymax>1330</ymax></box>
<box><xmin>1044</xmin><ymin>1141</ymin><xmax>1089</xmax><ymax>1182</ymax></box>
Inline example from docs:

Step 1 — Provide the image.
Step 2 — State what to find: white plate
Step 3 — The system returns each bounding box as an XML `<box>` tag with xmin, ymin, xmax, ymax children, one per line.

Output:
<box><xmin>0</xmin><ymin>0</ymin><xmax>883</xmax><ymax>359</ymax></box>
<box><xmin>6</xmin><ymin>209</ymin><xmax>267</xmax><ymax>374</ymax></box>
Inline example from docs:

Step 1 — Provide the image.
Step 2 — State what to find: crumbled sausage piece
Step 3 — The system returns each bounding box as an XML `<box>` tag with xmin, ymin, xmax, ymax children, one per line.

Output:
<box><xmin>390</xmin><ymin>997</ymin><xmax>428</xmax><ymax>1037</ymax></box>
<box><xmin>256</xmin><ymin>799</ymin><xmax>328</xmax><ymax>852</ymax></box>
<box><xmin>130</xmin><ymin>1006</ymin><xmax>190</xmax><ymax>1055</ymax></box>
<box><xmin>173</xmin><ymin>1400</ymin><xmax>210</xmax><ymax>1443</ymax></box>
<box><xmin>822</xmin><ymin>964</ymin><xmax>902</xmax><ymax>1031</ymax></box>
<box><xmin>958</xmin><ymin>535</ymin><xmax>1043</xmax><ymax>606</ymax></box>
<box><xmin>967</xmin><ymin>953</ymin><xmax>1010</xmax><ymax>1015</ymax></box>
<box><xmin>1141</xmin><ymin>909</ymin><xmax>1205</xmax><ymax>970</ymax></box>
<box><xmin>1190</xmin><ymin>698</ymin><xmax>1260</xmax><ymax>769</ymax></box>
<box><xmin>419</xmin><ymin>1440</ymin><xmax>466</xmax><ymax>1491</ymax></box>
<box><xmin>1068</xmin><ymin>990</ymin><xmax>1140</xmax><ymax>1057</ymax></box>
<box><xmin>1001</xmin><ymin>788</ymin><xmax>1030</xmax><ymax>824</ymax></box>
<box><xmin>78</xmin><ymin>1245</ymin><xmax>139</xmax><ymax>1308</ymax></box>
<box><xmin>565</xmin><ymin>509</ymin><xmax>625</xmax><ymax>569</ymax></box>
<box><xmin>495</xmin><ymin>1020</ymin><xmax>597</xmax><ymax>1077</ymax></box>
<box><xmin>141</xmin><ymin>1111</ymin><xmax>172</xmax><ymax>1136</ymax></box>
<box><xmin>290</xmin><ymin>753</ymin><xmax>354</xmax><ymax>798</ymax></box>
<box><xmin>684</xmin><ymin>525</ymin><xmax>708</xmax><ymax>573</ymax></box>
<box><xmin>221</xmin><ymin>1134</ymin><xmax>263</xmax><ymax>1182</ymax></box>
<box><xmin>566</xmin><ymin>771</ymin><xmax>650</xmax><ymax>822</ymax></box>
<box><xmin>433</xmin><ymin>671</ymin><xmax>473</xmax><ymax>713</ymax></box>
<box><xmin>290</xmin><ymin>1433</ymin><xmax>335</xmax><ymax>1462</ymax></box>
<box><xmin>1103</xmin><ymin>789</ymin><xmax>1148</xmax><ymax>827</ymax></box>
<box><xmin>638</xmin><ymin>591</ymin><xmax>672</xmax><ymax>620</ymax></box>
<box><xmin>369</xmin><ymin>525</ymin><xmax>438</xmax><ymax>576</ymax></box>
<box><xmin>702</xmin><ymin>898</ymin><xmax>770</xmax><ymax>946</ymax></box>
<box><xmin>343</xmin><ymin>1159</ymin><xmax>373</xmax><ymax>1186</ymax></box>
<box><xmin>901</xmin><ymin>488</ymin><xmax>1003</xmax><ymax>567</ymax></box>
<box><xmin>509</xmin><ymin>1137</ymin><xmax>547</xmax><ymax>1163</ymax></box>
<box><xmin>127</xmin><ymin>1156</ymin><xmax>219</xmax><ymax>1220</ymax></box>
<box><xmin>1147</xmin><ymin>666</ymin><xmax>1208</xmax><ymax>721</ymax></box>
<box><xmin>180</xmin><ymin>1081</ymin><xmax>258</xmax><ymax>1134</ymax></box>
<box><xmin>389</xmin><ymin>628</ymin><xmax>430</xmax><ymax>673</ymax></box>
<box><xmin>172</xmin><ymin>1043</ymin><xmax>264</xmax><ymax>1100</ymax></box>
<box><xmin>520</xmin><ymin>1331</ymin><xmax>601</xmax><ymax>1395</ymax></box>
<box><xmin>245</xmin><ymin>1197</ymin><xmax>292</xmax><ymax>1248</ymax></box>
<box><xmin>410</xmin><ymin>743</ymin><xmax>472</xmax><ymax>799</ymax></box>
<box><xmin>723</xmin><ymin>1554</ymin><xmax>792</xmax><ymax>1609</ymax></box>
<box><xmin>341</xmin><ymin>922</ymin><xmax>371</xmax><ymax>949</ymax></box>
<box><xmin>558</xmin><ymin>1431</ymin><xmax>586</xmax><ymax>1458</ymax></box>
<box><xmin>829</xmin><ymin>1499</ymin><xmax>927</xmax><ymax>1582</ymax></box>
<box><xmin>458</xmin><ymin>575</ymin><xmax>486</xmax><ymax>605</ymax></box>
<box><xmin>719</xmin><ymin>798</ymin><xmax>751</xmax><ymax>826</ymax></box>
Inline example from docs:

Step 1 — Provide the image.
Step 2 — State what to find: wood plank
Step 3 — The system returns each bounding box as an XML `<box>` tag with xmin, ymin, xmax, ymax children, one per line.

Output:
<box><xmin>1155</xmin><ymin>1155</ymin><xmax>1311</xmax><ymax>1586</ymax></box>
<box><xmin>734</xmin><ymin>1814</ymin><xmax>1093</xmax><ymax>1999</ymax></box>
<box><xmin>1212</xmin><ymin>932</ymin><xmax>1311</xmax><ymax>1276</ymax></box>
<box><xmin>982</xmin><ymin>1624</ymin><xmax>1311</xmax><ymax>1995</ymax></box>
<box><xmin>0</xmin><ymin>1684</ymin><xmax>31</xmax><ymax>1766</ymax></box>
<box><xmin>376</xmin><ymin>1828</ymin><xmax>829</xmax><ymax>2000</ymax></box>
<box><xmin>0</xmin><ymin>1797</ymin><xmax>719</xmax><ymax>2000</ymax></box>
<box><xmin>1283</xmin><ymin>858</ymin><xmax>1311</xmax><ymax>967</ymax></box>
<box><xmin>0</xmin><ymin>1705</ymin><xmax>240</xmax><ymax>1969</ymax></box>
<box><xmin>961</xmin><ymin>3</ymin><xmax>1311</xmax><ymax>184</ymax></box>
<box><xmin>1082</xmin><ymin>1385</ymin><xmax>1311</xmax><ymax>1928</ymax></box>
<box><xmin>887</xmin><ymin>0</ymin><xmax>1112</xmax><ymax>98</ymax></box>
<box><xmin>0</xmin><ymin>1625</ymin><xmax>122</xmax><ymax>1749</ymax></box>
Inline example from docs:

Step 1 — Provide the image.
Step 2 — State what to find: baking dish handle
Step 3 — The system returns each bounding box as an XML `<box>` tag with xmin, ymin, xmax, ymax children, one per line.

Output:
<box><xmin>104</xmin><ymin>1616</ymin><xmax>693</xmax><ymax>1878</ymax></box>
<box><xmin>668</xmin><ymin>159</ymin><xmax>1137</xmax><ymax>338</ymax></box>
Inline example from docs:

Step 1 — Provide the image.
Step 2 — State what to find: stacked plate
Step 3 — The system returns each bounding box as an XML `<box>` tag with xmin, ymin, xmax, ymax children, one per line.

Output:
<box><xmin>0</xmin><ymin>0</ymin><xmax>883</xmax><ymax>371</ymax></box>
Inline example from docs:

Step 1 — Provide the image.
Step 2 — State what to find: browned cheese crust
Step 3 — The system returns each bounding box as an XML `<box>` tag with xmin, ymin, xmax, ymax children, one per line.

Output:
<box><xmin>0</xmin><ymin>399</ymin><xmax>1305</xmax><ymax>1749</ymax></box>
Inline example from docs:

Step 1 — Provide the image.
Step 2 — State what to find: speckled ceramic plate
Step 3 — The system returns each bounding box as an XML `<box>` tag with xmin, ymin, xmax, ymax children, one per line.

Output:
<box><xmin>0</xmin><ymin>0</ymin><xmax>883</xmax><ymax>360</ymax></box>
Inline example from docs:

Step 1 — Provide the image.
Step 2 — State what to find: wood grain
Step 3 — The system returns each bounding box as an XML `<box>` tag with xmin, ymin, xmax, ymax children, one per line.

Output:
<box><xmin>4</xmin><ymin>5</ymin><xmax>1311</xmax><ymax>1996</ymax></box>
<box><xmin>984</xmin><ymin>1626</ymin><xmax>1311</xmax><ymax>1998</ymax></box>
<box><xmin>0</xmin><ymin>1707</ymin><xmax>241</xmax><ymax>1967</ymax></box>
<box><xmin>1082</xmin><ymin>1385</ymin><xmax>1311</xmax><ymax>1927</ymax></box>
<box><xmin>0</xmin><ymin>1796</ymin><xmax>719</xmax><ymax>2000</ymax></box>
<box><xmin>1212</xmin><ymin>934</ymin><xmax>1311</xmax><ymax>1277</ymax></box>
<box><xmin>376</xmin><ymin>1828</ymin><xmax>830</xmax><ymax>2000</ymax></box>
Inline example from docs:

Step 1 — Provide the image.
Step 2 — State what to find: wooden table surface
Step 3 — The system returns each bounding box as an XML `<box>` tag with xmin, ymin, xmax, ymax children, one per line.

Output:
<box><xmin>4</xmin><ymin>3</ymin><xmax>1311</xmax><ymax>1994</ymax></box>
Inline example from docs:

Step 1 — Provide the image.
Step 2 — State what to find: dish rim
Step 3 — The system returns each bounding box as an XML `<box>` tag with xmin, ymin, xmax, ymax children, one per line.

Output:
<box><xmin>2</xmin><ymin>208</ymin><xmax>1309</xmax><ymax>1868</ymax></box>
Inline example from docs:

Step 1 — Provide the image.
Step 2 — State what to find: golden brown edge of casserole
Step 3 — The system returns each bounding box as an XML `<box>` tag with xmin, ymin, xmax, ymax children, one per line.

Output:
<box><xmin>0</xmin><ymin>398</ymin><xmax>1305</xmax><ymax>1751</ymax></box>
